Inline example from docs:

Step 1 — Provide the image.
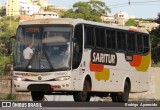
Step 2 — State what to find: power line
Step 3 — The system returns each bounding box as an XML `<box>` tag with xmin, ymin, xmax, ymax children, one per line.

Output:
<box><xmin>131</xmin><ymin>3</ymin><xmax>160</xmax><ymax>5</ymax></box>
<box><xmin>128</xmin><ymin>0</ymin><xmax>131</xmax><ymax>5</ymax></box>
<box><xmin>132</xmin><ymin>0</ymin><xmax>160</xmax><ymax>4</ymax></box>
<box><xmin>108</xmin><ymin>3</ymin><xmax>128</xmax><ymax>7</ymax></box>
<box><xmin>109</xmin><ymin>0</ymin><xmax>160</xmax><ymax>8</ymax></box>
<box><xmin>110</xmin><ymin>4</ymin><xmax>129</xmax><ymax>9</ymax></box>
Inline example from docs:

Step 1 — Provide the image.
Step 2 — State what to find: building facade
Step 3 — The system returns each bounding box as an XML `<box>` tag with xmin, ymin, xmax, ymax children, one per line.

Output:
<box><xmin>138</xmin><ymin>21</ymin><xmax>159</xmax><ymax>31</ymax></box>
<box><xmin>33</xmin><ymin>12</ymin><xmax>59</xmax><ymax>19</ymax></box>
<box><xmin>52</xmin><ymin>6</ymin><xmax>69</xmax><ymax>13</ymax></box>
<box><xmin>101</xmin><ymin>11</ymin><xmax>135</xmax><ymax>26</ymax></box>
<box><xmin>6</xmin><ymin>0</ymin><xmax>41</xmax><ymax>16</ymax></box>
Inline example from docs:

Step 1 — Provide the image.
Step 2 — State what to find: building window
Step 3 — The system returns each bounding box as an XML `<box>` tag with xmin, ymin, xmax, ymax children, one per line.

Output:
<box><xmin>73</xmin><ymin>24</ymin><xmax>83</xmax><ymax>69</ymax></box>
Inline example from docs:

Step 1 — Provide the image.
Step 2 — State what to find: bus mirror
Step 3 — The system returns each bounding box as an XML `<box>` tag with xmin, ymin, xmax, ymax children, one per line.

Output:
<box><xmin>10</xmin><ymin>36</ymin><xmax>16</xmax><ymax>39</ymax></box>
<box><xmin>6</xmin><ymin>35</ymin><xmax>15</xmax><ymax>55</ymax></box>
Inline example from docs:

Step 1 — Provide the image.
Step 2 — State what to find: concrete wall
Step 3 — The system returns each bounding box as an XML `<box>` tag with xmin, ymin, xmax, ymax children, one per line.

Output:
<box><xmin>130</xmin><ymin>67</ymin><xmax>160</xmax><ymax>100</ymax></box>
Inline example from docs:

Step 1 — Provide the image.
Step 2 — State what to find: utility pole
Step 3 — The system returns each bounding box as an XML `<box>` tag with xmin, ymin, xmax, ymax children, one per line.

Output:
<box><xmin>9</xmin><ymin>0</ymin><xmax>12</xmax><ymax>27</ymax></box>
<box><xmin>128</xmin><ymin>0</ymin><xmax>131</xmax><ymax>5</ymax></box>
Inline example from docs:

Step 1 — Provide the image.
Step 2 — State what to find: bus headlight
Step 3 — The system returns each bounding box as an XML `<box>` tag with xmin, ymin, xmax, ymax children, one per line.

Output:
<box><xmin>14</xmin><ymin>77</ymin><xmax>26</xmax><ymax>81</ymax></box>
<box><xmin>55</xmin><ymin>76</ymin><xmax>70</xmax><ymax>81</ymax></box>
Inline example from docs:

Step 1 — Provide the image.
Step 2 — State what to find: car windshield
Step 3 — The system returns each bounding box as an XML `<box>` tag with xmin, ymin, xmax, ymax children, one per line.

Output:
<box><xmin>14</xmin><ymin>25</ymin><xmax>72</xmax><ymax>72</ymax></box>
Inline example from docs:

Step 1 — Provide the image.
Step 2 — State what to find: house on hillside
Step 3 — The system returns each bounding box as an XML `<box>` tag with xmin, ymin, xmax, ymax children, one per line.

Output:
<box><xmin>33</xmin><ymin>12</ymin><xmax>59</xmax><ymax>19</ymax></box>
<box><xmin>101</xmin><ymin>11</ymin><xmax>135</xmax><ymax>26</ymax></box>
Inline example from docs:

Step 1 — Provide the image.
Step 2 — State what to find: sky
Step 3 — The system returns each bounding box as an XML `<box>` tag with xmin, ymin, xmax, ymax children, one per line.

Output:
<box><xmin>1</xmin><ymin>0</ymin><xmax>160</xmax><ymax>19</ymax></box>
<box><xmin>48</xmin><ymin>0</ymin><xmax>160</xmax><ymax>19</ymax></box>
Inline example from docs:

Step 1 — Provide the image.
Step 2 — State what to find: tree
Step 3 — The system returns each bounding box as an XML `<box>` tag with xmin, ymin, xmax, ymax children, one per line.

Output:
<box><xmin>0</xmin><ymin>16</ymin><xmax>18</xmax><ymax>74</ymax></box>
<box><xmin>155</xmin><ymin>13</ymin><xmax>160</xmax><ymax>24</ymax></box>
<box><xmin>62</xmin><ymin>0</ymin><xmax>110</xmax><ymax>22</ymax></box>
<box><xmin>150</xmin><ymin>13</ymin><xmax>160</xmax><ymax>64</ymax></box>
<box><xmin>0</xmin><ymin>6</ymin><xmax>6</xmax><ymax>17</ymax></box>
<box><xmin>88</xmin><ymin>0</ymin><xmax>110</xmax><ymax>14</ymax></box>
<box><xmin>0</xmin><ymin>18</ymin><xmax>18</xmax><ymax>37</ymax></box>
<box><xmin>150</xmin><ymin>26</ymin><xmax>160</xmax><ymax>64</ymax></box>
<box><xmin>125</xmin><ymin>19</ymin><xmax>138</xmax><ymax>27</ymax></box>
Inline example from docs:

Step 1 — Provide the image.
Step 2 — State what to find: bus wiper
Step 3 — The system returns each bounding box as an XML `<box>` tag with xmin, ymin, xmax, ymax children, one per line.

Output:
<box><xmin>42</xmin><ymin>46</ymin><xmax>54</xmax><ymax>71</ymax></box>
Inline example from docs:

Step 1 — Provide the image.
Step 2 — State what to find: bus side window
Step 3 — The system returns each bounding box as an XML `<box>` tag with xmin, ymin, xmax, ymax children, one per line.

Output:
<box><xmin>95</xmin><ymin>27</ymin><xmax>105</xmax><ymax>48</ymax></box>
<box><xmin>127</xmin><ymin>32</ymin><xmax>136</xmax><ymax>53</ymax></box>
<box><xmin>106</xmin><ymin>29</ymin><xmax>116</xmax><ymax>50</ymax></box>
<box><xmin>137</xmin><ymin>34</ymin><xmax>143</xmax><ymax>53</ymax></box>
<box><xmin>117</xmin><ymin>31</ymin><xmax>126</xmax><ymax>51</ymax></box>
<box><xmin>73</xmin><ymin>24</ymin><xmax>83</xmax><ymax>69</ymax></box>
<box><xmin>84</xmin><ymin>26</ymin><xmax>95</xmax><ymax>48</ymax></box>
<box><xmin>143</xmin><ymin>34</ymin><xmax>149</xmax><ymax>54</ymax></box>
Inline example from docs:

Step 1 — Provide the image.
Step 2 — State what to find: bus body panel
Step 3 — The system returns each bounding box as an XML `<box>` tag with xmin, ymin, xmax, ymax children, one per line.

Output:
<box><xmin>13</xmin><ymin>18</ymin><xmax>150</xmax><ymax>99</ymax></box>
<box><xmin>82</xmin><ymin>48</ymin><xmax>150</xmax><ymax>92</ymax></box>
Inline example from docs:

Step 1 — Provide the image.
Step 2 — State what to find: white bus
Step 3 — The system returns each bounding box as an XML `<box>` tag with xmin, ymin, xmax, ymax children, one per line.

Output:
<box><xmin>13</xmin><ymin>18</ymin><xmax>150</xmax><ymax>102</ymax></box>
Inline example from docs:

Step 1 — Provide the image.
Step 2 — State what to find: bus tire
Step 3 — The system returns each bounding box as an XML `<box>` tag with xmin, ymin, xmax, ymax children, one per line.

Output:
<box><xmin>111</xmin><ymin>81</ymin><xmax>130</xmax><ymax>102</ymax></box>
<box><xmin>31</xmin><ymin>91</ymin><xmax>44</xmax><ymax>101</ymax></box>
<box><xmin>73</xmin><ymin>80</ymin><xmax>91</xmax><ymax>102</ymax></box>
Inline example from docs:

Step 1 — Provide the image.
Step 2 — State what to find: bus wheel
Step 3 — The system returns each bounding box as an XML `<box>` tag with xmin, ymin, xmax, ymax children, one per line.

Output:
<box><xmin>73</xmin><ymin>80</ymin><xmax>91</xmax><ymax>102</ymax></box>
<box><xmin>31</xmin><ymin>91</ymin><xmax>44</xmax><ymax>101</ymax></box>
<box><xmin>111</xmin><ymin>81</ymin><xmax>130</xmax><ymax>102</ymax></box>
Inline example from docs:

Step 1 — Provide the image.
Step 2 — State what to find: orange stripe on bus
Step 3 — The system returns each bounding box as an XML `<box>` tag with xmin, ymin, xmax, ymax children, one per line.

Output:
<box><xmin>129</xmin><ymin>55</ymin><xmax>142</xmax><ymax>67</ymax></box>
<box><xmin>89</xmin><ymin>61</ymin><xmax>104</xmax><ymax>72</ymax></box>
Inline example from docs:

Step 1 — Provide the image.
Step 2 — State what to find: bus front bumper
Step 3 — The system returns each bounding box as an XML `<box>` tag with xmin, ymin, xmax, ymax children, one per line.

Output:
<box><xmin>13</xmin><ymin>79</ymin><xmax>72</xmax><ymax>92</ymax></box>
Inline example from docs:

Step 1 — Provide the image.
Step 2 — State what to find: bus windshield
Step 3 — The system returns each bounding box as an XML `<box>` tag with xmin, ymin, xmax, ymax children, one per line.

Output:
<box><xmin>14</xmin><ymin>26</ymin><xmax>72</xmax><ymax>72</ymax></box>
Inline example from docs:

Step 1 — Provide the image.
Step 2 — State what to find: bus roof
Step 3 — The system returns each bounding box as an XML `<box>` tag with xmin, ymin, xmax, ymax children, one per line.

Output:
<box><xmin>20</xmin><ymin>18</ymin><xmax>149</xmax><ymax>34</ymax></box>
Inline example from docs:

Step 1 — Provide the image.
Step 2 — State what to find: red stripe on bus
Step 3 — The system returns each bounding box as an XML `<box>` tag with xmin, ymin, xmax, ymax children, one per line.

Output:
<box><xmin>129</xmin><ymin>28</ymin><xmax>139</xmax><ymax>32</ymax></box>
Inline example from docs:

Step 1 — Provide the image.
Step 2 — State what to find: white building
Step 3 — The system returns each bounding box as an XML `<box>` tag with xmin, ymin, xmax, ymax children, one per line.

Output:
<box><xmin>39</xmin><ymin>0</ymin><xmax>48</xmax><ymax>8</ymax></box>
<box><xmin>6</xmin><ymin>0</ymin><xmax>41</xmax><ymax>16</ymax></box>
<box><xmin>33</xmin><ymin>12</ymin><xmax>59</xmax><ymax>19</ymax></box>
<box><xmin>102</xmin><ymin>11</ymin><xmax>135</xmax><ymax>26</ymax></box>
<box><xmin>114</xmin><ymin>11</ymin><xmax>129</xmax><ymax>19</ymax></box>
<box><xmin>52</xmin><ymin>6</ymin><xmax>69</xmax><ymax>13</ymax></box>
<box><xmin>31</xmin><ymin>0</ymin><xmax>48</xmax><ymax>7</ymax></box>
<box><xmin>20</xmin><ymin>3</ymin><xmax>41</xmax><ymax>15</ymax></box>
<box><xmin>138</xmin><ymin>21</ymin><xmax>159</xmax><ymax>31</ymax></box>
<box><xmin>101</xmin><ymin>13</ymin><xmax>116</xmax><ymax>24</ymax></box>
